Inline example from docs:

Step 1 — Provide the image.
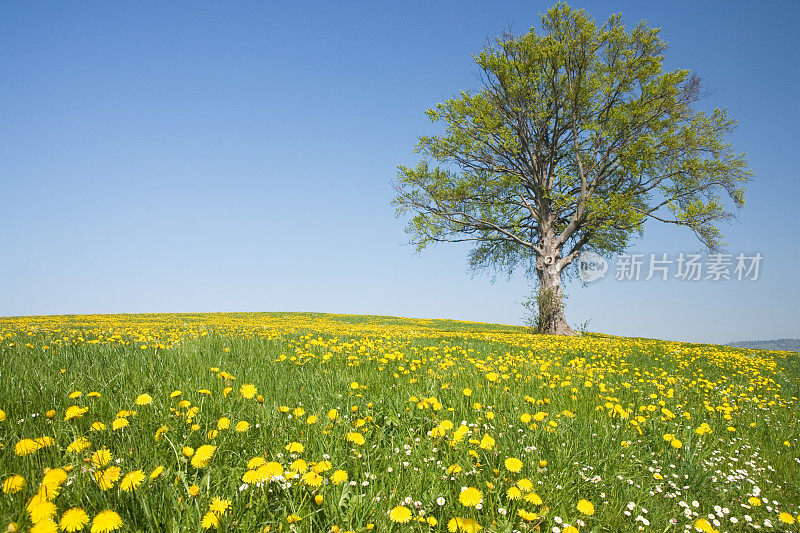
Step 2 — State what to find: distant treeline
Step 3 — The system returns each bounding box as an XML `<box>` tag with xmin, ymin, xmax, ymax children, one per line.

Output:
<box><xmin>726</xmin><ymin>339</ymin><xmax>800</xmax><ymax>352</ymax></box>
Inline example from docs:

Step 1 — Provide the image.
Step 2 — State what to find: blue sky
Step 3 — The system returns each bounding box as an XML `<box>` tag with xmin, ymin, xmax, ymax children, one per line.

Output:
<box><xmin>1</xmin><ymin>1</ymin><xmax>798</xmax><ymax>344</ymax></box>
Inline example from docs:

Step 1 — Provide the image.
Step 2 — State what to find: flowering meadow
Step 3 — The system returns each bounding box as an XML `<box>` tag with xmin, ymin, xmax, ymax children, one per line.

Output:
<box><xmin>0</xmin><ymin>313</ymin><xmax>798</xmax><ymax>532</ymax></box>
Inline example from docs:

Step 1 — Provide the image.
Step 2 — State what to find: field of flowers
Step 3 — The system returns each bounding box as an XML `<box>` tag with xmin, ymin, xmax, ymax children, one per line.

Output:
<box><xmin>0</xmin><ymin>312</ymin><xmax>798</xmax><ymax>532</ymax></box>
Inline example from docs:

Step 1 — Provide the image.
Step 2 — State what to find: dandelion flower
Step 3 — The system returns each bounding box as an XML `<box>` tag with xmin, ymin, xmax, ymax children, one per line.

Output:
<box><xmin>302</xmin><ymin>471</ymin><xmax>323</xmax><ymax>487</ymax></box>
<box><xmin>217</xmin><ymin>417</ymin><xmax>231</xmax><ymax>430</ymax></box>
<box><xmin>191</xmin><ymin>445</ymin><xmax>217</xmax><ymax>468</ymax></box>
<box><xmin>120</xmin><ymin>470</ymin><xmax>145</xmax><ymax>492</ymax></box>
<box><xmin>90</xmin><ymin>510</ymin><xmax>122</xmax><ymax>533</ymax></box>
<box><xmin>59</xmin><ymin>508</ymin><xmax>89</xmax><ymax>532</ymax></box>
<box><xmin>478</xmin><ymin>434</ymin><xmax>495</xmax><ymax>450</ymax></box>
<box><xmin>188</xmin><ymin>485</ymin><xmax>200</xmax><ymax>497</ymax></box>
<box><xmin>64</xmin><ymin>406</ymin><xmax>88</xmax><ymax>421</ymax></box>
<box><xmin>135</xmin><ymin>394</ymin><xmax>152</xmax><ymax>406</ymax></box>
<box><xmin>330</xmin><ymin>470</ymin><xmax>348</xmax><ymax>485</ymax></box>
<box><xmin>240</xmin><ymin>384</ymin><xmax>257</xmax><ymax>399</ymax></box>
<box><xmin>346</xmin><ymin>432</ymin><xmax>365</xmax><ymax>446</ymax></box>
<box><xmin>91</xmin><ymin>448</ymin><xmax>112</xmax><ymax>467</ymax></box>
<box><xmin>201</xmin><ymin>511</ymin><xmax>219</xmax><ymax>529</ymax></box>
<box><xmin>576</xmin><ymin>499</ymin><xmax>595</xmax><ymax>516</ymax></box>
<box><xmin>389</xmin><ymin>506</ymin><xmax>412</xmax><ymax>524</ymax></box>
<box><xmin>506</xmin><ymin>486</ymin><xmax>522</xmax><ymax>500</ymax></box>
<box><xmin>149</xmin><ymin>466</ymin><xmax>164</xmax><ymax>479</ymax></box>
<box><xmin>3</xmin><ymin>474</ymin><xmax>25</xmax><ymax>494</ymax></box>
<box><xmin>209</xmin><ymin>497</ymin><xmax>231</xmax><ymax>515</ymax></box>
<box><xmin>67</xmin><ymin>437</ymin><xmax>90</xmax><ymax>453</ymax></box>
<box><xmin>459</xmin><ymin>487</ymin><xmax>482</xmax><ymax>507</ymax></box>
<box><xmin>14</xmin><ymin>438</ymin><xmax>41</xmax><ymax>456</ymax></box>
<box><xmin>29</xmin><ymin>500</ymin><xmax>57</xmax><ymax>523</ymax></box>
<box><xmin>30</xmin><ymin>520</ymin><xmax>57</xmax><ymax>533</ymax></box>
<box><xmin>235</xmin><ymin>421</ymin><xmax>250</xmax><ymax>432</ymax></box>
<box><xmin>779</xmin><ymin>513</ymin><xmax>796</xmax><ymax>525</ymax></box>
<box><xmin>504</xmin><ymin>457</ymin><xmax>523</xmax><ymax>473</ymax></box>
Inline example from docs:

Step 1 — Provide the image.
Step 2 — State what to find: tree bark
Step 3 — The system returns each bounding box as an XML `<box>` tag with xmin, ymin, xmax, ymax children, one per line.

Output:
<box><xmin>535</xmin><ymin>250</ymin><xmax>574</xmax><ymax>336</ymax></box>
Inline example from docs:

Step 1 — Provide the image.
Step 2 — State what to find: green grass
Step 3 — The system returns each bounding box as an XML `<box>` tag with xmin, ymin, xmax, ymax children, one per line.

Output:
<box><xmin>0</xmin><ymin>312</ymin><xmax>798</xmax><ymax>532</ymax></box>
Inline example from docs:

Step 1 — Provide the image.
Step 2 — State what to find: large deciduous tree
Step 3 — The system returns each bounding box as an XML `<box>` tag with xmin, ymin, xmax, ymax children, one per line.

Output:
<box><xmin>393</xmin><ymin>4</ymin><xmax>752</xmax><ymax>335</ymax></box>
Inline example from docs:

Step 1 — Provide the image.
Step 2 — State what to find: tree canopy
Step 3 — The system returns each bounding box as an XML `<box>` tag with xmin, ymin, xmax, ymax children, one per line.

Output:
<box><xmin>393</xmin><ymin>4</ymin><xmax>752</xmax><ymax>334</ymax></box>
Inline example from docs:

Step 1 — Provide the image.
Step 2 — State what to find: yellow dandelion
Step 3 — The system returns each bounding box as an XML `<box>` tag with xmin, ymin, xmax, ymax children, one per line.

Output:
<box><xmin>201</xmin><ymin>511</ymin><xmax>220</xmax><ymax>529</ymax></box>
<box><xmin>120</xmin><ymin>470</ymin><xmax>145</xmax><ymax>492</ymax></box>
<box><xmin>459</xmin><ymin>487</ymin><xmax>482</xmax><ymax>507</ymax></box>
<box><xmin>90</xmin><ymin>510</ymin><xmax>123</xmax><ymax>533</ymax></box>
<box><xmin>149</xmin><ymin>466</ymin><xmax>164</xmax><ymax>479</ymax></box>
<box><xmin>389</xmin><ymin>506</ymin><xmax>412</xmax><ymax>524</ymax></box>
<box><xmin>504</xmin><ymin>457</ymin><xmax>523</xmax><ymax>473</ymax></box>
<box><xmin>59</xmin><ymin>508</ymin><xmax>90</xmax><ymax>532</ymax></box>
<box><xmin>91</xmin><ymin>448</ymin><xmax>112</xmax><ymax>467</ymax></box>
<box><xmin>576</xmin><ymin>499</ymin><xmax>595</xmax><ymax>516</ymax></box>
<box><xmin>191</xmin><ymin>445</ymin><xmax>217</xmax><ymax>468</ymax></box>
<box><xmin>14</xmin><ymin>438</ymin><xmax>41</xmax><ymax>456</ymax></box>
<box><xmin>240</xmin><ymin>384</ymin><xmax>257</xmax><ymax>399</ymax></box>
<box><xmin>3</xmin><ymin>474</ymin><xmax>25</xmax><ymax>494</ymax></box>
<box><xmin>330</xmin><ymin>470</ymin><xmax>348</xmax><ymax>485</ymax></box>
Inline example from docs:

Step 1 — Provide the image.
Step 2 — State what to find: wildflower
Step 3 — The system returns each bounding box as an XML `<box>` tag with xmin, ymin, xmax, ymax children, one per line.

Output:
<box><xmin>30</xmin><ymin>500</ymin><xmax>58</xmax><ymax>522</ymax></box>
<box><xmin>779</xmin><ymin>513</ymin><xmax>795</xmax><ymax>525</ymax></box>
<box><xmin>328</xmin><ymin>408</ymin><xmax>339</xmax><ymax>421</ymax></box>
<box><xmin>577</xmin><ymin>499</ymin><xmax>595</xmax><ymax>516</ymax></box>
<box><xmin>346</xmin><ymin>432</ymin><xmax>365</xmax><ymax>446</ymax></box>
<box><xmin>235</xmin><ymin>421</ymin><xmax>250</xmax><ymax>432</ymax></box>
<box><xmin>135</xmin><ymin>394</ymin><xmax>153</xmax><ymax>405</ymax></box>
<box><xmin>64</xmin><ymin>406</ymin><xmax>88</xmax><ymax>421</ymax></box>
<box><xmin>693</xmin><ymin>519</ymin><xmax>715</xmax><ymax>532</ymax></box>
<box><xmin>149</xmin><ymin>466</ymin><xmax>164</xmax><ymax>479</ymax></box>
<box><xmin>209</xmin><ymin>497</ymin><xmax>231</xmax><ymax>515</ymax></box>
<box><xmin>90</xmin><ymin>510</ymin><xmax>123</xmax><ymax>533</ymax></box>
<box><xmin>111</xmin><ymin>418</ymin><xmax>129</xmax><ymax>431</ymax></box>
<box><xmin>285</xmin><ymin>441</ymin><xmax>304</xmax><ymax>454</ymax></box>
<box><xmin>191</xmin><ymin>445</ymin><xmax>217</xmax><ymax>468</ymax></box>
<box><xmin>14</xmin><ymin>438</ymin><xmax>41</xmax><ymax>456</ymax></box>
<box><xmin>330</xmin><ymin>470</ymin><xmax>348</xmax><ymax>484</ymax></box>
<box><xmin>67</xmin><ymin>437</ymin><xmax>90</xmax><ymax>453</ymax></box>
<box><xmin>302</xmin><ymin>471</ymin><xmax>323</xmax><ymax>487</ymax></box>
<box><xmin>478</xmin><ymin>434</ymin><xmax>495</xmax><ymax>450</ymax></box>
<box><xmin>120</xmin><ymin>470</ymin><xmax>145</xmax><ymax>492</ymax></box>
<box><xmin>90</xmin><ymin>422</ymin><xmax>106</xmax><ymax>432</ymax></box>
<box><xmin>459</xmin><ymin>487</ymin><xmax>483</xmax><ymax>507</ymax></box>
<box><xmin>516</xmin><ymin>478</ymin><xmax>533</xmax><ymax>492</ymax></box>
<box><xmin>201</xmin><ymin>511</ymin><xmax>220</xmax><ymax>529</ymax></box>
<box><xmin>3</xmin><ymin>474</ymin><xmax>25</xmax><ymax>494</ymax></box>
<box><xmin>217</xmin><ymin>417</ymin><xmax>231</xmax><ymax>430</ymax></box>
<box><xmin>504</xmin><ymin>457</ymin><xmax>523</xmax><ymax>473</ymax></box>
<box><xmin>389</xmin><ymin>506</ymin><xmax>412</xmax><ymax>524</ymax></box>
<box><xmin>30</xmin><ymin>520</ymin><xmax>57</xmax><ymax>533</ymax></box>
<box><xmin>524</xmin><ymin>492</ymin><xmax>543</xmax><ymax>505</ymax></box>
<box><xmin>506</xmin><ymin>486</ymin><xmax>522</xmax><ymax>500</ymax></box>
<box><xmin>59</xmin><ymin>508</ymin><xmax>90</xmax><ymax>532</ymax></box>
<box><xmin>286</xmin><ymin>515</ymin><xmax>301</xmax><ymax>524</ymax></box>
<box><xmin>91</xmin><ymin>448</ymin><xmax>112</xmax><ymax>467</ymax></box>
<box><xmin>671</xmin><ymin>439</ymin><xmax>683</xmax><ymax>449</ymax></box>
<box><xmin>240</xmin><ymin>384</ymin><xmax>257</xmax><ymax>399</ymax></box>
<box><xmin>188</xmin><ymin>485</ymin><xmax>200</xmax><ymax>497</ymax></box>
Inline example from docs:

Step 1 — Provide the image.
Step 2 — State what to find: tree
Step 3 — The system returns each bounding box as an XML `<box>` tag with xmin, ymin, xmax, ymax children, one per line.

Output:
<box><xmin>393</xmin><ymin>4</ymin><xmax>752</xmax><ymax>335</ymax></box>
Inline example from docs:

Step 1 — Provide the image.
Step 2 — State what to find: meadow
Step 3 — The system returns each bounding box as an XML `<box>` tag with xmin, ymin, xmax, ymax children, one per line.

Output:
<box><xmin>0</xmin><ymin>312</ymin><xmax>798</xmax><ymax>532</ymax></box>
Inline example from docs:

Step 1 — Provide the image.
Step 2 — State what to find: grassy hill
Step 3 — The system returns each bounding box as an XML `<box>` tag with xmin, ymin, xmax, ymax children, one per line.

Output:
<box><xmin>0</xmin><ymin>312</ymin><xmax>798</xmax><ymax>531</ymax></box>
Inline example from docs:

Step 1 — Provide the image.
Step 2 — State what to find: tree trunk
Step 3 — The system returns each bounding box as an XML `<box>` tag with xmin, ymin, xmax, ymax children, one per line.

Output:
<box><xmin>535</xmin><ymin>258</ymin><xmax>574</xmax><ymax>336</ymax></box>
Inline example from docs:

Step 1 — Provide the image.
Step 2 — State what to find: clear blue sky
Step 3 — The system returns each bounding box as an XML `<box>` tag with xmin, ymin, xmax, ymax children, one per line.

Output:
<box><xmin>1</xmin><ymin>1</ymin><xmax>798</xmax><ymax>344</ymax></box>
